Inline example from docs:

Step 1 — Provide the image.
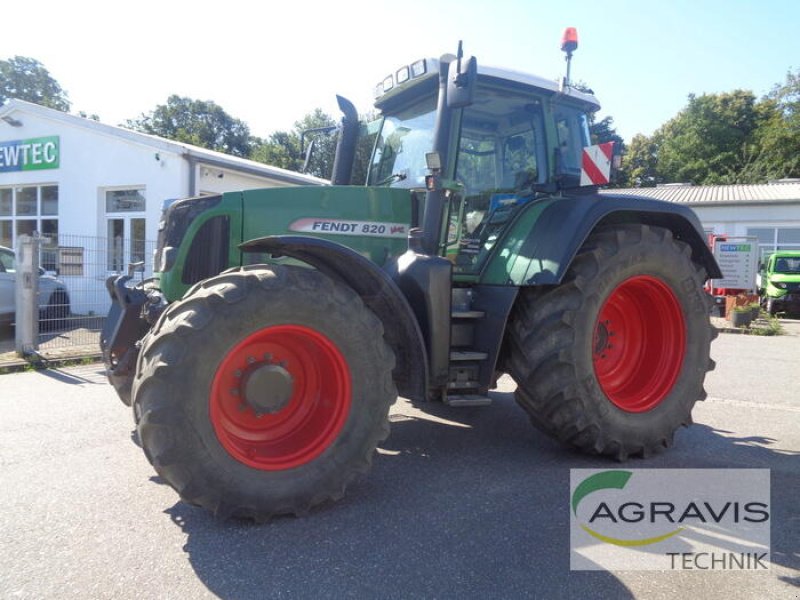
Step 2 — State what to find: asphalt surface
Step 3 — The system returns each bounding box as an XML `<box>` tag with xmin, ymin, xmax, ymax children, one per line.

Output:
<box><xmin>0</xmin><ymin>324</ymin><xmax>798</xmax><ymax>599</ymax></box>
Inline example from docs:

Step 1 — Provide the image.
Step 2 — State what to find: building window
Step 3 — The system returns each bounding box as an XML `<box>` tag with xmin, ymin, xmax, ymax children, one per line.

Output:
<box><xmin>42</xmin><ymin>186</ymin><xmax>59</xmax><ymax>215</ymax></box>
<box><xmin>106</xmin><ymin>189</ymin><xmax>146</xmax><ymax>212</ymax></box>
<box><xmin>105</xmin><ymin>187</ymin><xmax>146</xmax><ymax>272</ymax></box>
<box><xmin>747</xmin><ymin>227</ymin><xmax>800</xmax><ymax>259</ymax></box>
<box><xmin>777</xmin><ymin>228</ymin><xmax>800</xmax><ymax>247</ymax></box>
<box><xmin>0</xmin><ymin>185</ymin><xmax>59</xmax><ymax>249</ymax></box>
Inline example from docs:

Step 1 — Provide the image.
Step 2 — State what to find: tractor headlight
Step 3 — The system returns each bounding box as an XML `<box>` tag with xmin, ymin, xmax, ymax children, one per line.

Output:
<box><xmin>773</xmin><ymin>281</ymin><xmax>787</xmax><ymax>289</ymax></box>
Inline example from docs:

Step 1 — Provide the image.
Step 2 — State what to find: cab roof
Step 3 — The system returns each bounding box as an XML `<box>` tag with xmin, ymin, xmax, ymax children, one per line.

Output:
<box><xmin>374</xmin><ymin>57</ymin><xmax>601</xmax><ymax>112</ymax></box>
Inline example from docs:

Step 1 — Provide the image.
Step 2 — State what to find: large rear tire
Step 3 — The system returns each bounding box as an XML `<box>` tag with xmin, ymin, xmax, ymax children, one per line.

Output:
<box><xmin>132</xmin><ymin>265</ymin><xmax>397</xmax><ymax>520</ymax></box>
<box><xmin>506</xmin><ymin>224</ymin><xmax>716</xmax><ymax>459</ymax></box>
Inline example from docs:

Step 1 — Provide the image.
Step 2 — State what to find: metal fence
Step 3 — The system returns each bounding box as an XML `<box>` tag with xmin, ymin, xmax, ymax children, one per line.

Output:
<box><xmin>14</xmin><ymin>233</ymin><xmax>155</xmax><ymax>359</ymax></box>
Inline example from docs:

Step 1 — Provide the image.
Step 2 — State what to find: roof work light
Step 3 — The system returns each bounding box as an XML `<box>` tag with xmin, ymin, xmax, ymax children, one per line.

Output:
<box><xmin>561</xmin><ymin>27</ymin><xmax>578</xmax><ymax>54</ymax></box>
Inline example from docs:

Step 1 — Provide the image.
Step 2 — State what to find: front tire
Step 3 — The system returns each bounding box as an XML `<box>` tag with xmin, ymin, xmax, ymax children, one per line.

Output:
<box><xmin>506</xmin><ymin>224</ymin><xmax>716</xmax><ymax>459</ymax></box>
<box><xmin>132</xmin><ymin>265</ymin><xmax>397</xmax><ymax>520</ymax></box>
<box><xmin>766</xmin><ymin>298</ymin><xmax>778</xmax><ymax>316</ymax></box>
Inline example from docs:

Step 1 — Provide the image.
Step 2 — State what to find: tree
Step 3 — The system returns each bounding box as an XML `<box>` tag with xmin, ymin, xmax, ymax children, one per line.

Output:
<box><xmin>250</xmin><ymin>130</ymin><xmax>302</xmax><ymax>172</ymax></box>
<box><xmin>748</xmin><ymin>69</ymin><xmax>800</xmax><ymax>180</ymax></box>
<box><xmin>0</xmin><ymin>56</ymin><xmax>70</xmax><ymax>111</ymax></box>
<box><xmin>654</xmin><ymin>90</ymin><xmax>763</xmax><ymax>184</ymax></box>
<box><xmin>622</xmin><ymin>133</ymin><xmax>660</xmax><ymax>187</ymax></box>
<box><xmin>126</xmin><ymin>95</ymin><xmax>253</xmax><ymax>157</ymax></box>
<box><xmin>250</xmin><ymin>109</ymin><xmax>342</xmax><ymax>180</ymax></box>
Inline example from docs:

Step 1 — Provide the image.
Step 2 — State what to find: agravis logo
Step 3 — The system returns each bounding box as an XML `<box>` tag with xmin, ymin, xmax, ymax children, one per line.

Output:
<box><xmin>572</xmin><ymin>470</ymin><xmax>684</xmax><ymax>547</ymax></box>
<box><xmin>570</xmin><ymin>469</ymin><xmax>771</xmax><ymax>571</ymax></box>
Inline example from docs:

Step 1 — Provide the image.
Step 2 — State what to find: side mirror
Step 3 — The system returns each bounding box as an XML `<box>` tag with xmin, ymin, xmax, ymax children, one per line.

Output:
<box><xmin>447</xmin><ymin>43</ymin><xmax>477</xmax><ymax>109</ymax></box>
<box><xmin>302</xmin><ymin>138</ymin><xmax>316</xmax><ymax>174</ymax></box>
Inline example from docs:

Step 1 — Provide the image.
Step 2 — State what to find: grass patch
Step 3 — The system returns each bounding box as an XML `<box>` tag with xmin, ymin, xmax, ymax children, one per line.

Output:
<box><xmin>744</xmin><ymin>313</ymin><xmax>784</xmax><ymax>336</ymax></box>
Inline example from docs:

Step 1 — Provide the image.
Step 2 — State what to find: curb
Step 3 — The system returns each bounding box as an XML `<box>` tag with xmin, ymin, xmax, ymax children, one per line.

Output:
<box><xmin>0</xmin><ymin>353</ymin><xmax>103</xmax><ymax>374</ymax></box>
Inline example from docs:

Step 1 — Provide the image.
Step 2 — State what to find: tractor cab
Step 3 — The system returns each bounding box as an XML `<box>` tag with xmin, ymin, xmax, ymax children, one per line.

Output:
<box><xmin>366</xmin><ymin>52</ymin><xmax>602</xmax><ymax>268</ymax></box>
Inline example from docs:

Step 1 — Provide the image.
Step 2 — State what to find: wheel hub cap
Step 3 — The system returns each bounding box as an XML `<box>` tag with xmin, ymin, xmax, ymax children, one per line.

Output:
<box><xmin>242</xmin><ymin>364</ymin><xmax>294</xmax><ymax>415</ymax></box>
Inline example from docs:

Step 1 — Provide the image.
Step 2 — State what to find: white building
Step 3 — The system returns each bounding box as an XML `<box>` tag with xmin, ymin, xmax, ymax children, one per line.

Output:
<box><xmin>0</xmin><ymin>99</ymin><xmax>324</xmax><ymax>314</ymax></box>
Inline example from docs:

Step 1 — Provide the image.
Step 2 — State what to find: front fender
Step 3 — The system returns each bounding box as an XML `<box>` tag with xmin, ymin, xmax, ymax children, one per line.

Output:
<box><xmin>481</xmin><ymin>193</ymin><xmax>721</xmax><ymax>285</ymax></box>
<box><xmin>240</xmin><ymin>235</ymin><xmax>429</xmax><ymax>402</ymax></box>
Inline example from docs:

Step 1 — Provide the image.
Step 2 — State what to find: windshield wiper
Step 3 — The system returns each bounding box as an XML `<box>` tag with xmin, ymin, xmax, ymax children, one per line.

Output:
<box><xmin>376</xmin><ymin>173</ymin><xmax>407</xmax><ymax>186</ymax></box>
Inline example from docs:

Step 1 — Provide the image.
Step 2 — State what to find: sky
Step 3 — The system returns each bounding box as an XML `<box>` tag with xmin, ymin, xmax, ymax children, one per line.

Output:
<box><xmin>2</xmin><ymin>0</ymin><xmax>798</xmax><ymax>143</ymax></box>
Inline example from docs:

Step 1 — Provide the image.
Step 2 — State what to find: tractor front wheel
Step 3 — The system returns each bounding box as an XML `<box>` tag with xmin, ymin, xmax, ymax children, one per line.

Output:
<box><xmin>132</xmin><ymin>265</ymin><xmax>396</xmax><ymax>519</ymax></box>
<box><xmin>506</xmin><ymin>224</ymin><xmax>716</xmax><ymax>459</ymax></box>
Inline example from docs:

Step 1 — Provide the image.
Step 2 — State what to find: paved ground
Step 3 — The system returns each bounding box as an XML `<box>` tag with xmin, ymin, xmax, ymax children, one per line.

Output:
<box><xmin>0</xmin><ymin>324</ymin><xmax>798</xmax><ymax>599</ymax></box>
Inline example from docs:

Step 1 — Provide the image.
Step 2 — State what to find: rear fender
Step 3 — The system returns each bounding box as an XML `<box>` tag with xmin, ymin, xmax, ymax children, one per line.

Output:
<box><xmin>240</xmin><ymin>235</ymin><xmax>428</xmax><ymax>401</ymax></box>
<box><xmin>481</xmin><ymin>193</ymin><xmax>722</xmax><ymax>285</ymax></box>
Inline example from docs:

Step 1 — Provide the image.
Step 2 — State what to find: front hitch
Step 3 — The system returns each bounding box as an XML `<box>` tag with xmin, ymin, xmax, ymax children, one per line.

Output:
<box><xmin>100</xmin><ymin>275</ymin><xmax>153</xmax><ymax>405</ymax></box>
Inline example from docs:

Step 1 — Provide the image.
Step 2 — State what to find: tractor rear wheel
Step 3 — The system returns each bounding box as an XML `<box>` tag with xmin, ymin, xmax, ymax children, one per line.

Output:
<box><xmin>132</xmin><ymin>265</ymin><xmax>396</xmax><ymax>520</ymax></box>
<box><xmin>506</xmin><ymin>224</ymin><xmax>716</xmax><ymax>459</ymax></box>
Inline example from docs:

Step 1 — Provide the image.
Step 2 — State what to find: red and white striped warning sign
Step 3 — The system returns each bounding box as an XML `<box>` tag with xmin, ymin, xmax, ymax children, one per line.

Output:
<box><xmin>580</xmin><ymin>142</ymin><xmax>614</xmax><ymax>186</ymax></box>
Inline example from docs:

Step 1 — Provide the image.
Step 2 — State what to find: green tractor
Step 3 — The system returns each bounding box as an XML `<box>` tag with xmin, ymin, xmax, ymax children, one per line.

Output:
<box><xmin>101</xmin><ymin>33</ymin><xmax>720</xmax><ymax>520</ymax></box>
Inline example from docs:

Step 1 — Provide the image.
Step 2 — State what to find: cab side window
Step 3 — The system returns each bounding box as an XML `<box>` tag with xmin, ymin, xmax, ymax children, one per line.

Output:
<box><xmin>555</xmin><ymin>109</ymin><xmax>590</xmax><ymax>178</ymax></box>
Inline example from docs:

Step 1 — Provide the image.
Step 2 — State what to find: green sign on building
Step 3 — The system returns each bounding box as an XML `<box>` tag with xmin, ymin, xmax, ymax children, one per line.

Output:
<box><xmin>0</xmin><ymin>136</ymin><xmax>60</xmax><ymax>172</ymax></box>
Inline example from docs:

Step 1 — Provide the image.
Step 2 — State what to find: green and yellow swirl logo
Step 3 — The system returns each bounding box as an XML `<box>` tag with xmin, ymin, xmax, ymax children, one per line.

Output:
<box><xmin>572</xmin><ymin>470</ymin><xmax>684</xmax><ymax>547</ymax></box>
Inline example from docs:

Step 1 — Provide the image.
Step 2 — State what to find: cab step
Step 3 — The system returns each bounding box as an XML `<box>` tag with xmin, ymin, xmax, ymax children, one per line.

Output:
<box><xmin>452</xmin><ymin>310</ymin><xmax>485</xmax><ymax>319</ymax></box>
<box><xmin>450</xmin><ymin>350</ymin><xmax>488</xmax><ymax>361</ymax></box>
<box><xmin>443</xmin><ymin>394</ymin><xmax>492</xmax><ymax>407</ymax></box>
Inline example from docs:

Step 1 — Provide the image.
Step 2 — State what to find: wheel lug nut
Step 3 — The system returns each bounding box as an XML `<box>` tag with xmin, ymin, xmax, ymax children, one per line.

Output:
<box><xmin>247</xmin><ymin>356</ymin><xmax>256</xmax><ymax>365</ymax></box>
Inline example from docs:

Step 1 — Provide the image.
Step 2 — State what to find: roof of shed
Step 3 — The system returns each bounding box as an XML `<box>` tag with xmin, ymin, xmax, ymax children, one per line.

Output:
<box><xmin>601</xmin><ymin>182</ymin><xmax>800</xmax><ymax>205</ymax></box>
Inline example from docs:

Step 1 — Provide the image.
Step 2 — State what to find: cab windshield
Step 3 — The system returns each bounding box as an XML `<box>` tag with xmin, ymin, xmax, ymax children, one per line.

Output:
<box><xmin>774</xmin><ymin>256</ymin><xmax>800</xmax><ymax>273</ymax></box>
<box><xmin>367</xmin><ymin>95</ymin><xmax>437</xmax><ymax>188</ymax></box>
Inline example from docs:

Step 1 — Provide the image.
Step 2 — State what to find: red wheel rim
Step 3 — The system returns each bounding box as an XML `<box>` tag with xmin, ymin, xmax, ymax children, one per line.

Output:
<box><xmin>210</xmin><ymin>325</ymin><xmax>351</xmax><ymax>470</ymax></box>
<box><xmin>592</xmin><ymin>276</ymin><xmax>686</xmax><ymax>412</ymax></box>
